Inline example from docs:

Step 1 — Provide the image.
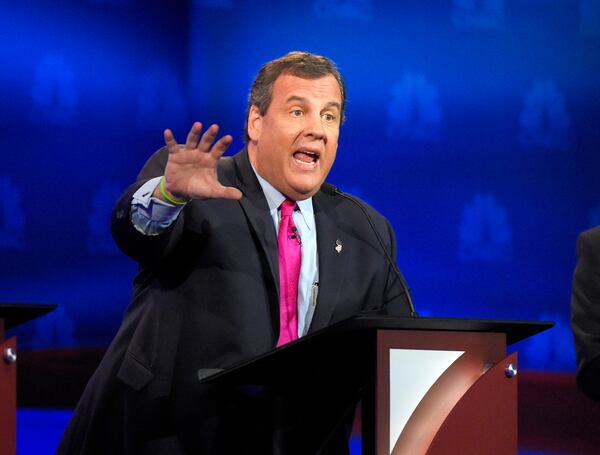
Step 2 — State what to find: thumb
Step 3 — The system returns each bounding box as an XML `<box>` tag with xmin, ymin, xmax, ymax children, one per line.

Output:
<box><xmin>218</xmin><ymin>186</ymin><xmax>243</xmax><ymax>200</ymax></box>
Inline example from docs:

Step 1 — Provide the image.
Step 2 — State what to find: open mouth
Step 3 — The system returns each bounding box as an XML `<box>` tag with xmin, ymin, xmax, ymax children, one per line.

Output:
<box><xmin>293</xmin><ymin>149</ymin><xmax>320</xmax><ymax>167</ymax></box>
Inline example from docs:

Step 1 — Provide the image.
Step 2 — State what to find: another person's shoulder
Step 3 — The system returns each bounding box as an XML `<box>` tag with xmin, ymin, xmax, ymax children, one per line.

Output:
<box><xmin>579</xmin><ymin>226</ymin><xmax>600</xmax><ymax>242</ymax></box>
<box><xmin>577</xmin><ymin>226</ymin><xmax>600</xmax><ymax>257</ymax></box>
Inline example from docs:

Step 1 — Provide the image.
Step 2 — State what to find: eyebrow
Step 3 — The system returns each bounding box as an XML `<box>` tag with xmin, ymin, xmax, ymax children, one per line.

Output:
<box><xmin>285</xmin><ymin>96</ymin><xmax>341</xmax><ymax>111</ymax></box>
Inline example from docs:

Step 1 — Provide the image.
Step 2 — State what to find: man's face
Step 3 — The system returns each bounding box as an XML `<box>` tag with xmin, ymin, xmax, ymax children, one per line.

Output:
<box><xmin>247</xmin><ymin>73</ymin><xmax>342</xmax><ymax>201</ymax></box>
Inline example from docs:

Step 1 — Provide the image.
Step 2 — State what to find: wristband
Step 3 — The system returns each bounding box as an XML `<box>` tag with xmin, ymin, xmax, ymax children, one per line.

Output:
<box><xmin>158</xmin><ymin>177</ymin><xmax>190</xmax><ymax>205</ymax></box>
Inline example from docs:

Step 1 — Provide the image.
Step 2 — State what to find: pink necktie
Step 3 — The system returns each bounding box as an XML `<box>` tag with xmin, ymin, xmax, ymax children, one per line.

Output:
<box><xmin>276</xmin><ymin>199</ymin><xmax>301</xmax><ymax>346</ymax></box>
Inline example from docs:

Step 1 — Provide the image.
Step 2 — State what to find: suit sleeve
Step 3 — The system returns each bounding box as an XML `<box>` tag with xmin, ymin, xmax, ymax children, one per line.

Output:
<box><xmin>571</xmin><ymin>227</ymin><xmax>600</xmax><ymax>401</ymax></box>
<box><xmin>111</xmin><ymin>147</ymin><xmax>186</xmax><ymax>265</ymax></box>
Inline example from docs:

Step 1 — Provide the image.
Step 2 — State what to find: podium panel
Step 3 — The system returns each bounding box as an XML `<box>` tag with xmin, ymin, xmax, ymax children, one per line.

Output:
<box><xmin>369</xmin><ymin>330</ymin><xmax>518</xmax><ymax>454</ymax></box>
<box><xmin>0</xmin><ymin>337</ymin><xmax>17</xmax><ymax>455</ymax></box>
<box><xmin>0</xmin><ymin>303</ymin><xmax>55</xmax><ymax>455</ymax></box>
<box><xmin>426</xmin><ymin>352</ymin><xmax>518</xmax><ymax>455</ymax></box>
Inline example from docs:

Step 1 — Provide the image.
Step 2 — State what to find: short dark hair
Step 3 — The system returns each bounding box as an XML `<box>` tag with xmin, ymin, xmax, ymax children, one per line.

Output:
<box><xmin>244</xmin><ymin>51</ymin><xmax>346</xmax><ymax>142</ymax></box>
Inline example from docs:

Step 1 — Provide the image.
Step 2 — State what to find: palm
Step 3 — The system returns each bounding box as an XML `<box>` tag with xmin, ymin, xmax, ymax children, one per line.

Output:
<box><xmin>162</xmin><ymin>122</ymin><xmax>243</xmax><ymax>200</ymax></box>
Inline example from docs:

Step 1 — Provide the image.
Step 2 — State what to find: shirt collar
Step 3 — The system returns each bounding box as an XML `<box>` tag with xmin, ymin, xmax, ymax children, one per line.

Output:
<box><xmin>251</xmin><ymin>165</ymin><xmax>315</xmax><ymax>231</ymax></box>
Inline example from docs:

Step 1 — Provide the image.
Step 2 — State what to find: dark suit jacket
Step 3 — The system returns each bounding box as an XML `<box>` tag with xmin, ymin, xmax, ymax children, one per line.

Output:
<box><xmin>58</xmin><ymin>148</ymin><xmax>411</xmax><ymax>454</ymax></box>
<box><xmin>571</xmin><ymin>226</ymin><xmax>600</xmax><ymax>401</ymax></box>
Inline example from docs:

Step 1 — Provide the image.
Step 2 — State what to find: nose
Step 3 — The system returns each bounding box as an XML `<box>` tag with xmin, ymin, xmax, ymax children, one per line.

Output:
<box><xmin>304</xmin><ymin>113</ymin><xmax>326</xmax><ymax>141</ymax></box>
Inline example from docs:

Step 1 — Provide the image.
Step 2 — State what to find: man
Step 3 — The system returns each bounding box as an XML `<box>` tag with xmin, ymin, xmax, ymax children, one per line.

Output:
<box><xmin>571</xmin><ymin>226</ymin><xmax>600</xmax><ymax>401</ymax></box>
<box><xmin>59</xmin><ymin>51</ymin><xmax>412</xmax><ymax>454</ymax></box>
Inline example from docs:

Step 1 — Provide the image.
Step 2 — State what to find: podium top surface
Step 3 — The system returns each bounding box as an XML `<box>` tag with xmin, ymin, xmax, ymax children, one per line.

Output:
<box><xmin>329</xmin><ymin>315</ymin><xmax>553</xmax><ymax>345</ymax></box>
<box><xmin>0</xmin><ymin>303</ymin><xmax>57</xmax><ymax>330</ymax></box>
<box><xmin>201</xmin><ymin>315</ymin><xmax>554</xmax><ymax>385</ymax></box>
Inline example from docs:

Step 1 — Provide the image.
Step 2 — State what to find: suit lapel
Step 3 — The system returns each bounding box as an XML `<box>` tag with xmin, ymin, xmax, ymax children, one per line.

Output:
<box><xmin>231</xmin><ymin>150</ymin><xmax>280</xmax><ymax>297</ymax></box>
<box><xmin>228</xmin><ymin>152</ymin><xmax>348</xmax><ymax>333</ymax></box>
<box><xmin>308</xmin><ymin>192</ymin><xmax>349</xmax><ymax>333</ymax></box>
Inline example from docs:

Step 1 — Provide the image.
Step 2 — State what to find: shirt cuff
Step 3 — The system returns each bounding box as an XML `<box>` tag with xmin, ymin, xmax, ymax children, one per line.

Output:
<box><xmin>130</xmin><ymin>177</ymin><xmax>185</xmax><ymax>235</ymax></box>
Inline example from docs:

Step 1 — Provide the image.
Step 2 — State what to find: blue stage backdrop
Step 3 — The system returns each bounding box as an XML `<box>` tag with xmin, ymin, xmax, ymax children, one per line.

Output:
<box><xmin>3</xmin><ymin>0</ymin><xmax>600</xmax><ymax>372</ymax></box>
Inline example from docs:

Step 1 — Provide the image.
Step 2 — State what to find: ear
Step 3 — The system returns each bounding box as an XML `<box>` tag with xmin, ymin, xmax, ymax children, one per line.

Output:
<box><xmin>247</xmin><ymin>105</ymin><xmax>262</xmax><ymax>142</ymax></box>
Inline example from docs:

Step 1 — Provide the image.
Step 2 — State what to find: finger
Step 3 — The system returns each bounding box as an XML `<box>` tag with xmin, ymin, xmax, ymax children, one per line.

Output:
<box><xmin>184</xmin><ymin>122</ymin><xmax>203</xmax><ymax>149</ymax></box>
<box><xmin>163</xmin><ymin>128</ymin><xmax>179</xmax><ymax>152</ymax></box>
<box><xmin>215</xmin><ymin>186</ymin><xmax>243</xmax><ymax>200</ymax></box>
<box><xmin>198</xmin><ymin>124</ymin><xmax>220</xmax><ymax>151</ymax></box>
<box><xmin>210</xmin><ymin>135</ymin><xmax>233</xmax><ymax>159</ymax></box>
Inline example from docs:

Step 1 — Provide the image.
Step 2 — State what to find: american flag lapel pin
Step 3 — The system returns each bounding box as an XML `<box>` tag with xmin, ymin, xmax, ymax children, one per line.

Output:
<box><xmin>335</xmin><ymin>239</ymin><xmax>342</xmax><ymax>254</ymax></box>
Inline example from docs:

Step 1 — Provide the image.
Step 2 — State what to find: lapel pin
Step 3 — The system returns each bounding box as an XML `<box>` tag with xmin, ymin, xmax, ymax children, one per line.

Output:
<box><xmin>335</xmin><ymin>239</ymin><xmax>343</xmax><ymax>254</ymax></box>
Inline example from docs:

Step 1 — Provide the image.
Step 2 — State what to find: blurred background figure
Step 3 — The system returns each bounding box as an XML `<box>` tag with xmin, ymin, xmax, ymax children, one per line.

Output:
<box><xmin>571</xmin><ymin>226</ymin><xmax>600</xmax><ymax>401</ymax></box>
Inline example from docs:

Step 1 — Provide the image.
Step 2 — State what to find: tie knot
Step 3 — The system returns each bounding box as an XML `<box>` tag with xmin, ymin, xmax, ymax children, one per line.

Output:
<box><xmin>280</xmin><ymin>199</ymin><xmax>297</xmax><ymax>216</ymax></box>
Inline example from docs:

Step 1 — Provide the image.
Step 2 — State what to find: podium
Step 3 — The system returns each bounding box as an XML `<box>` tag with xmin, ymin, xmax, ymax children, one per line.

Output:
<box><xmin>0</xmin><ymin>303</ymin><xmax>55</xmax><ymax>455</ymax></box>
<box><xmin>201</xmin><ymin>315</ymin><xmax>552</xmax><ymax>454</ymax></box>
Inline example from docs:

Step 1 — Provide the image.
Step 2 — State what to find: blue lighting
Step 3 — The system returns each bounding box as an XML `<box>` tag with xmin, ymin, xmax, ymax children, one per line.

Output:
<box><xmin>3</xmin><ymin>0</ymin><xmax>599</xmax><ymax>376</ymax></box>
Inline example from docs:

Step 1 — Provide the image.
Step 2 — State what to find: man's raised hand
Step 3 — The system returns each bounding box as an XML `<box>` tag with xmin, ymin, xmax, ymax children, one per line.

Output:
<box><xmin>156</xmin><ymin>122</ymin><xmax>243</xmax><ymax>202</ymax></box>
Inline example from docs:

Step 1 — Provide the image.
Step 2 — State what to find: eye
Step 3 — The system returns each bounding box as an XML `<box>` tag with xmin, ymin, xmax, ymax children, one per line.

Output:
<box><xmin>322</xmin><ymin>113</ymin><xmax>336</xmax><ymax>122</ymax></box>
<box><xmin>291</xmin><ymin>109</ymin><xmax>303</xmax><ymax>117</ymax></box>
